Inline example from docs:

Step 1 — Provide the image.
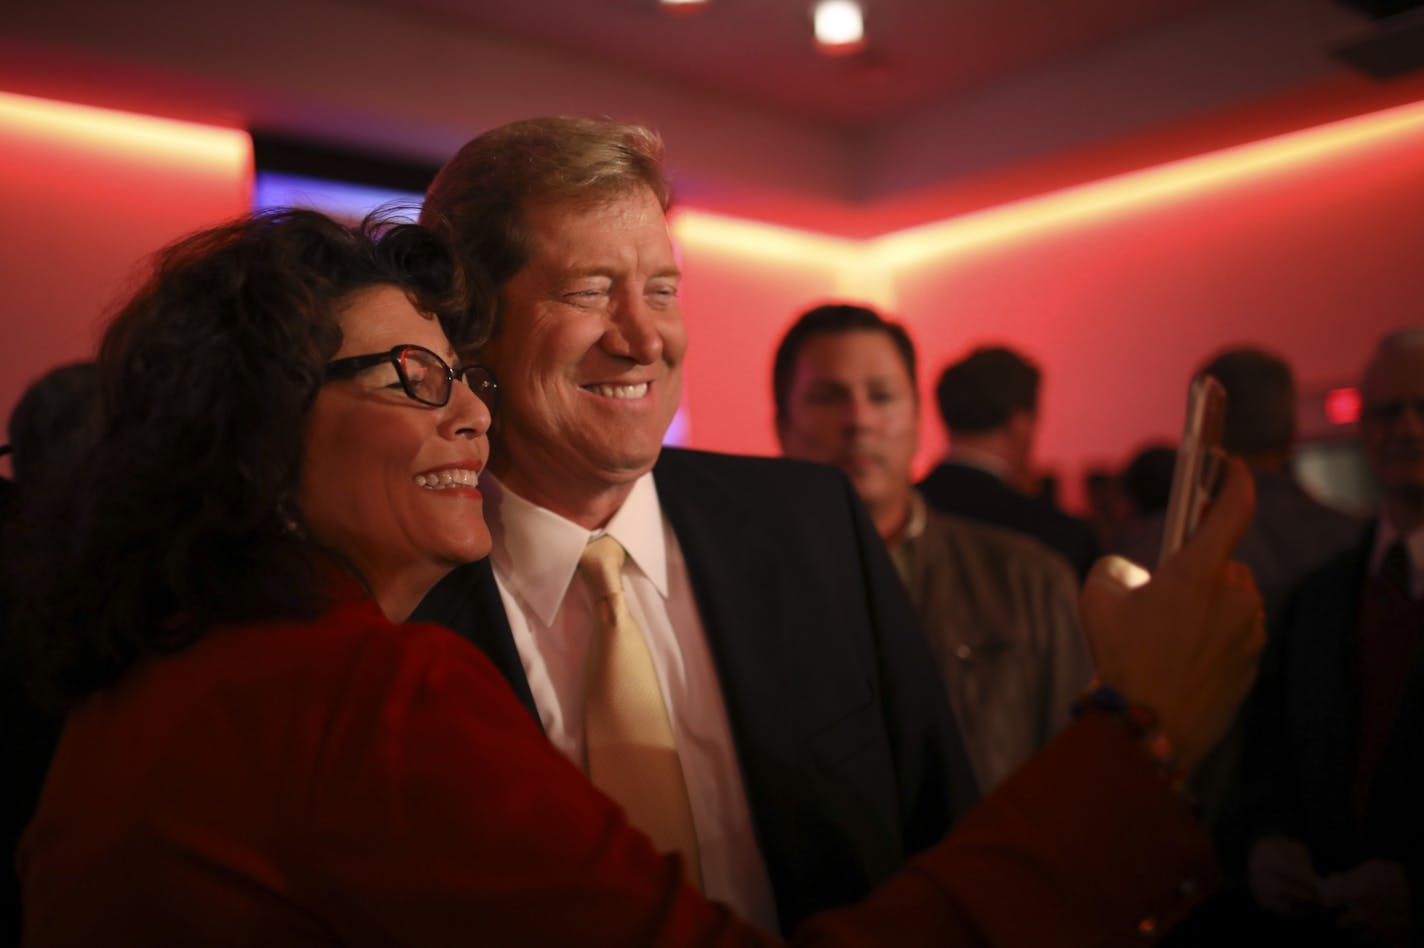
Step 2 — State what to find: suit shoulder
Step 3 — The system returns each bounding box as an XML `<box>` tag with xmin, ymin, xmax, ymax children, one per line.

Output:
<box><xmin>1039</xmin><ymin>500</ymin><xmax>1096</xmax><ymax>537</ymax></box>
<box><xmin>1277</xmin><ymin>539</ymin><xmax>1370</xmax><ymax>624</ymax></box>
<box><xmin>916</xmin><ymin>461</ymin><xmax>978</xmax><ymax>492</ymax></box>
<box><xmin>924</xmin><ymin>508</ymin><xmax>1078</xmax><ymax>586</ymax></box>
<box><xmin>1299</xmin><ymin>540</ymin><xmax>1369</xmax><ymax>589</ymax></box>
<box><xmin>1254</xmin><ymin>477</ymin><xmax>1367</xmax><ymax>538</ymax></box>
<box><xmin>657</xmin><ymin>447</ymin><xmax>849</xmax><ymax>493</ymax></box>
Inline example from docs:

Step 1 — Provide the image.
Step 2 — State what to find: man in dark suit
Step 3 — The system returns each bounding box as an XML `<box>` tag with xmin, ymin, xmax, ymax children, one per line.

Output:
<box><xmin>1135</xmin><ymin>348</ymin><xmax>1365</xmax><ymax>849</ymax></box>
<box><xmin>917</xmin><ymin>346</ymin><xmax>1100</xmax><ymax>579</ymax></box>
<box><xmin>1125</xmin><ymin>347</ymin><xmax>1363</xmax><ymax>621</ymax></box>
<box><xmin>411</xmin><ymin>116</ymin><xmax>977</xmax><ymax>935</ymax></box>
<box><xmin>1235</xmin><ymin>328</ymin><xmax>1424</xmax><ymax>947</ymax></box>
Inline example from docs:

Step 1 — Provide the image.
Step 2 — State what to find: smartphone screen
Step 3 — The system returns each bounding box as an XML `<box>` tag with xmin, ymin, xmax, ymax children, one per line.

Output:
<box><xmin>1157</xmin><ymin>374</ymin><xmax>1227</xmax><ymax>568</ymax></box>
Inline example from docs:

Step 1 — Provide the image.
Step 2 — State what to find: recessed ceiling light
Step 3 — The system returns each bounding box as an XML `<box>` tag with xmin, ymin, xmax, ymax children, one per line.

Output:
<box><xmin>813</xmin><ymin>0</ymin><xmax>866</xmax><ymax>55</ymax></box>
<box><xmin>659</xmin><ymin>0</ymin><xmax>709</xmax><ymax>12</ymax></box>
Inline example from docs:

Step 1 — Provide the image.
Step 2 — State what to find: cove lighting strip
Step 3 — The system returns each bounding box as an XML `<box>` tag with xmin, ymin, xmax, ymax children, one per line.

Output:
<box><xmin>671</xmin><ymin>97</ymin><xmax>1424</xmax><ymax>306</ymax></box>
<box><xmin>667</xmin><ymin>212</ymin><xmax>889</xmax><ymax>304</ymax></box>
<box><xmin>0</xmin><ymin>91</ymin><xmax>251</xmax><ymax>170</ymax></box>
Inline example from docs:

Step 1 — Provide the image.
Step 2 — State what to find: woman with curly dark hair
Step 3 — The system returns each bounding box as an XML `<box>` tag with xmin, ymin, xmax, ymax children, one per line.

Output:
<box><xmin>11</xmin><ymin>208</ymin><xmax>492</xmax><ymax>700</ymax></box>
<box><xmin>15</xmin><ymin>208</ymin><xmax>1263</xmax><ymax>948</ymax></box>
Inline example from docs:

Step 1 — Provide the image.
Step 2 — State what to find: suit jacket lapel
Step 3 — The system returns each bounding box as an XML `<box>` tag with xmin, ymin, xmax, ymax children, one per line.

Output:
<box><xmin>411</xmin><ymin>558</ymin><xmax>543</xmax><ymax>725</ymax></box>
<box><xmin>415</xmin><ymin>450</ymin><xmax>801</xmax><ymax>736</ymax></box>
<box><xmin>654</xmin><ymin>450</ymin><xmax>788</xmax><ymax>717</ymax></box>
<box><xmin>1283</xmin><ymin>533</ymin><xmax>1367</xmax><ymax>842</ymax></box>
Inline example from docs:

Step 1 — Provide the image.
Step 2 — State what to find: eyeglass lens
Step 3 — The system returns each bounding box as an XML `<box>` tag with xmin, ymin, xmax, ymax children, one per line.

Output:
<box><xmin>461</xmin><ymin>366</ymin><xmax>500</xmax><ymax>413</ymax></box>
<box><xmin>396</xmin><ymin>347</ymin><xmax>498</xmax><ymax>411</ymax></box>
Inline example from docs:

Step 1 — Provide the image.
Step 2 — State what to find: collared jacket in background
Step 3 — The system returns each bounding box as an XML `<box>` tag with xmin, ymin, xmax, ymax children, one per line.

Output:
<box><xmin>891</xmin><ymin>492</ymin><xmax>1095</xmax><ymax>791</ymax></box>
<box><xmin>917</xmin><ymin>460</ymin><xmax>1101</xmax><ymax>581</ymax></box>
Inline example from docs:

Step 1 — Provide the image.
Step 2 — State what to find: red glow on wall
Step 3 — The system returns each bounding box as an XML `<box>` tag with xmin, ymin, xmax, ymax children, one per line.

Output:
<box><xmin>1325</xmin><ymin>387</ymin><xmax>1362</xmax><ymax>426</ymax></box>
<box><xmin>670</xmin><ymin>97</ymin><xmax>1424</xmax><ymax>483</ymax></box>
<box><xmin>0</xmin><ymin>92</ymin><xmax>254</xmax><ymax>461</ymax></box>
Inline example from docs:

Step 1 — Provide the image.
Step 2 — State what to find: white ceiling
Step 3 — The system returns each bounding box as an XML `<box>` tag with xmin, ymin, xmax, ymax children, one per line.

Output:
<box><xmin>1</xmin><ymin>0</ymin><xmax>1420</xmax><ymax>231</ymax></box>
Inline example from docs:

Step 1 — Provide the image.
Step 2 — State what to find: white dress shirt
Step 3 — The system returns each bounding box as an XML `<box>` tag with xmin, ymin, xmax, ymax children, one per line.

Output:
<box><xmin>481</xmin><ymin>472</ymin><xmax>780</xmax><ymax>933</ymax></box>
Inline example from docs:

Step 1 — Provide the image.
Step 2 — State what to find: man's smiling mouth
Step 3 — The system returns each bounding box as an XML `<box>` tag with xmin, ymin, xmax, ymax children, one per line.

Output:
<box><xmin>583</xmin><ymin>383</ymin><xmax>649</xmax><ymax>399</ymax></box>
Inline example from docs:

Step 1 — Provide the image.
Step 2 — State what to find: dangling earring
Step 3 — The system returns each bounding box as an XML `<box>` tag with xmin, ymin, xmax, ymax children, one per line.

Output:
<box><xmin>276</xmin><ymin>498</ymin><xmax>307</xmax><ymax>539</ymax></box>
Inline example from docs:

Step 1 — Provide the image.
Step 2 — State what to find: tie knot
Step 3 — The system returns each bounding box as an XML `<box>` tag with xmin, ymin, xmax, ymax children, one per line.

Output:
<box><xmin>579</xmin><ymin>535</ymin><xmax>627</xmax><ymax>599</ymax></box>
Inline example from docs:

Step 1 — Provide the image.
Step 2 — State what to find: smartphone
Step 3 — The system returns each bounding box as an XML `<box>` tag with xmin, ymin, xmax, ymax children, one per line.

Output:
<box><xmin>1157</xmin><ymin>373</ymin><xmax>1227</xmax><ymax>568</ymax></box>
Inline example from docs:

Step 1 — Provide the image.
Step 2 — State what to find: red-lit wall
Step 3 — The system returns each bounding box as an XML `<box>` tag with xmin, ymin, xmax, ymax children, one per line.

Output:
<box><xmin>673</xmin><ymin>236</ymin><xmax>853</xmax><ymax>459</ymax></box>
<box><xmin>0</xmin><ymin>95</ymin><xmax>251</xmax><ymax>475</ymax></box>
<box><xmin>898</xmin><ymin>115</ymin><xmax>1424</xmax><ymax>508</ymax></box>
<box><xmin>5</xmin><ymin>93</ymin><xmax>1424</xmax><ymax>516</ymax></box>
<box><xmin>672</xmin><ymin>104</ymin><xmax>1424</xmax><ymax>511</ymax></box>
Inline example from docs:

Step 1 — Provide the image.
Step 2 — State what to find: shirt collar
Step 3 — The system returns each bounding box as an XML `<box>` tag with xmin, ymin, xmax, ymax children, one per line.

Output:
<box><xmin>1371</xmin><ymin>517</ymin><xmax>1424</xmax><ymax>585</ymax></box>
<box><xmin>900</xmin><ymin>489</ymin><xmax>929</xmax><ymax>544</ymax></box>
<box><xmin>946</xmin><ymin>446</ymin><xmax>1009</xmax><ymax>481</ymax></box>
<box><xmin>484</xmin><ymin>471</ymin><xmax>669</xmax><ymax>627</ymax></box>
<box><xmin>883</xmin><ymin>490</ymin><xmax>928</xmax><ymax>587</ymax></box>
<box><xmin>598</xmin><ymin>472</ymin><xmax>670</xmax><ymax>597</ymax></box>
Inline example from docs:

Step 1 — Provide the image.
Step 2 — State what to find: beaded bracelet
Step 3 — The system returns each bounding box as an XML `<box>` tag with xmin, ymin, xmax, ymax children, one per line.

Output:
<box><xmin>1071</xmin><ymin>683</ymin><xmax>1186</xmax><ymax>794</ymax></box>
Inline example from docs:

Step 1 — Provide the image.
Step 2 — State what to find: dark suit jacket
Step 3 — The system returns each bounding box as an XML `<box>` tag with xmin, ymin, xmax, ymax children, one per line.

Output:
<box><xmin>1232</xmin><ymin>470</ymin><xmax>1364</xmax><ymax>624</ymax></box>
<box><xmin>916</xmin><ymin>461</ymin><xmax>1100</xmax><ymax>580</ymax></box>
<box><xmin>415</xmin><ymin>447</ymin><xmax>979</xmax><ymax>932</ymax></box>
<box><xmin>1116</xmin><ymin>470</ymin><xmax>1362</xmax><ymax>624</ymax></box>
<box><xmin>1234</xmin><ymin>529</ymin><xmax>1424</xmax><ymax>897</ymax></box>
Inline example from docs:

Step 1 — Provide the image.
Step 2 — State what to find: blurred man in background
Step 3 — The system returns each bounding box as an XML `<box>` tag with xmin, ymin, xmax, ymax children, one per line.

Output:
<box><xmin>1199</xmin><ymin>347</ymin><xmax>1362</xmax><ymax>622</ymax></box>
<box><xmin>919</xmin><ymin>346</ymin><xmax>1099</xmax><ymax>580</ymax></box>
<box><xmin>1234</xmin><ymin>329</ymin><xmax>1422</xmax><ymax>948</ymax></box>
<box><xmin>774</xmin><ymin>304</ymin><xmax>1093</xmax><ymax>792</ymax></box>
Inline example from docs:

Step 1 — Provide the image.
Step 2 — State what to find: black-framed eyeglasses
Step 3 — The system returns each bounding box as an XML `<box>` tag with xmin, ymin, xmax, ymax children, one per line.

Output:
<box><xmin>324</xmin><ymin>344</ymin><xmax>499</xmax><ymax>412</ymax></box>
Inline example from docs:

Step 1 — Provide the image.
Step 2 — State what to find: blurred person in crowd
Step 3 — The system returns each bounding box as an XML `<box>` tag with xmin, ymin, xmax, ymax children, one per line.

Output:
<box><xmin>772</xmin><ymin>303</ymin><xmax>1093</xmax><ymax>792</ymax></box>
<box><xmin>1113</xmin><ymin>443</ymin><xmax>1178</xmax><ymax>570</ymax></box>
<box><xmin>1234</xmin><ymin>328</ymin><xmax>1423</xmax><ymax>948</ymax></box>
<box><xmin>918</xmin><ymin>346</ymin><xmax>1100</xmax><ymax>579</ymax></box>
<box><xmin>1153</xmin><ymin>348</ymin><xmax>1363</xmax><ymax>870</ymax></box>
<box><xmin>13</xmin><ymin>207</ymin><xmax>1267</xmax><ymax>947</ymax></box>
<box><xmin>1197</xmin><ymin>347</ymin><xmax>1362</xmax><ymax>624</ymax></box>
<box><xmin>2</xmin><ymin>363</ymin><xmax>102</xmax><ymax>503</ymax></box>
<box><xmin>1</xmin><ymin>361</ymin><xmax>102</xmax><ymax>945</ymax></box>
<box><xmin>1082</xmin><ymin>466</ymin><xmax>1128</xmax><ymax>555</ymax></box>
<box><xmin>410</xmin><ymin>116</ymin><xmax>978</xmax><ymax>933</ymax></box>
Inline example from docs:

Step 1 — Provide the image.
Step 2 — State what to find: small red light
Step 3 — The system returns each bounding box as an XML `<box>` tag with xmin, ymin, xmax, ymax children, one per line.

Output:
<box><xmin>1324</xmin><ymin>387</ymin><xmax>1361</xmax><ymax>425</ymax></box>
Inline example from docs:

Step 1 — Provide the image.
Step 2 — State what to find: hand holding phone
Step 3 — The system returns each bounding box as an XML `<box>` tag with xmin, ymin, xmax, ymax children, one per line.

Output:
<box><xmin>1157</xmin><ymin>373</ymin><xmax>1227</xmax><ymax>568</ymax></box>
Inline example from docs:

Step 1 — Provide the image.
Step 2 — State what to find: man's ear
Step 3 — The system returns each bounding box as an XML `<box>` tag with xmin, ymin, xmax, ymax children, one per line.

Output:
<box><xmin>1006</xmin><ymin>408</ymin><xmax>1037</xmax><ymax>441</ymax></box>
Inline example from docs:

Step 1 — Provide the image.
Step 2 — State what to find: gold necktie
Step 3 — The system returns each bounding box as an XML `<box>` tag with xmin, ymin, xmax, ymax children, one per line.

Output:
<box><xmin>579</xmin><ymin>535</ymin><xmax>702</xmax><ymax>889</ymax></box>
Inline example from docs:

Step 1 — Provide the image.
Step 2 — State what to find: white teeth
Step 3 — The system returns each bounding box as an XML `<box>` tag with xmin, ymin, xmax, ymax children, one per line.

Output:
<box><xmin>414</xmin><ymin>469</ymin><xmax>480</xmax><ymax>490</ymax></box>
<box><xmin>587</xmin><ymin>383</ymin><xmax>649</xmax><ymax>399</ymax></box>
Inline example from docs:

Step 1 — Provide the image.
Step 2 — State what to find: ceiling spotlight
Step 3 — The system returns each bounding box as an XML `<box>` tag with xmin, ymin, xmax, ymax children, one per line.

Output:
<box><xmin>659</xmin><ymin>0</ymin><xmax>709</xmax><ymax>12</ymax></box>
<box><xmin>813</xmin><ymin>0</ymin><xmax>866</xmax><ymax>55</ymax></box>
